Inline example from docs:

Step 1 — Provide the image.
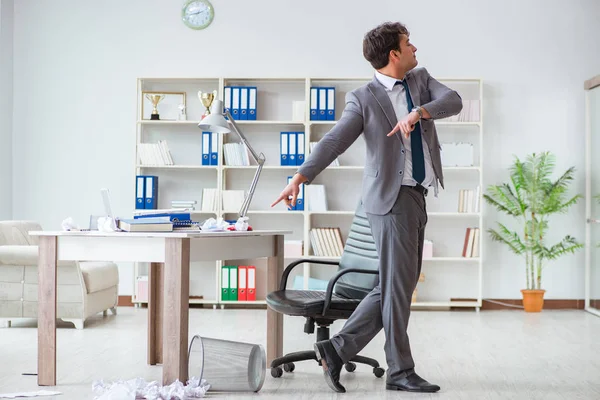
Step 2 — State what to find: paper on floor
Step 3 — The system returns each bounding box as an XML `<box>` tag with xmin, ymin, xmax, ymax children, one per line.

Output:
<box><xmin>0</xmin><ymin>391</ymin><xmax>61</xmax><ymax>399</ymax></box>
<box><xmin>92</xmin><ymin>376</ymin><xmax>209</xmax><ymax>400</ymax></box>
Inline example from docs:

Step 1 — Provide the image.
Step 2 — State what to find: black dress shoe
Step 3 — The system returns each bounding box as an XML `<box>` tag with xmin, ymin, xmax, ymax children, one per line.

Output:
<box><xmin>314</xmin><ymin>340</ymin><xmax>346</xmax><ymax>393</ymax></box>
<box><xmin>386</xmin><ymin>372</ymin><xmax>440</xmax><ymax>393</ymax></box>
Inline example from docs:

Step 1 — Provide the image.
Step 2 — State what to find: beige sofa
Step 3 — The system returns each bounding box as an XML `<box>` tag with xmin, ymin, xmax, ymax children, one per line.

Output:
<box><xmin>0</xmin><ymin>221</ymin><xmax>119</xmax><ymax>329</ymax></box>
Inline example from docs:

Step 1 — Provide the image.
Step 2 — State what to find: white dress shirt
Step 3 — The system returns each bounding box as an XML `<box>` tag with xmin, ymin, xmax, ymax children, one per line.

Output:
<box><xmin>375</xmin><ymin>70</ymin><xmax>436</xmax><ymax>190</ymax></box>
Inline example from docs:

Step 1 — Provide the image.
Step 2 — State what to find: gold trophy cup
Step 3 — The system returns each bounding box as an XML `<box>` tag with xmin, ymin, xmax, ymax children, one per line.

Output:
<box><xmin>198</xmin><ymin>90</ymin><xmax>218</xmax><ymax>119</ymax></box>
<box><xmin>145</xmin><ymin>94</ymin><xmax>165</xmax><ymax>120</ymax></box>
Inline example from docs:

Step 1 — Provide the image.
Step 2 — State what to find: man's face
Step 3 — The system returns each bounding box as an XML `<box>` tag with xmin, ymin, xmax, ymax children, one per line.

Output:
<box><xmin>397</xmin><ymin>34</ymin><xmax>418</xmax><ymax>70</ymax></box>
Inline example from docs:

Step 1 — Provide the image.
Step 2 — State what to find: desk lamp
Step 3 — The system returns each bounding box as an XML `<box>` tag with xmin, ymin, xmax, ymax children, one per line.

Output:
<box><xmin>198</xmin><ymin>100</ymin><xmax>266</xmax><ymax>220</ymax></box>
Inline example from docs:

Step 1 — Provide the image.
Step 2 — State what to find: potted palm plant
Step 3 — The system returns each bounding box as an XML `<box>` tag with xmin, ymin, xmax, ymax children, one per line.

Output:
<box><xmin>483</xmin><ymin>151</ymin><xmax>583</xmax><ymax>312</ymax></box>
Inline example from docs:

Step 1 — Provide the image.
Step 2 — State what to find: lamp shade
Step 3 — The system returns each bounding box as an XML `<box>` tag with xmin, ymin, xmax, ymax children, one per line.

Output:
<box><xmin>197</xmin><ymin>100</ymin><xmax>231</xmax><ymax>133</ymax></box>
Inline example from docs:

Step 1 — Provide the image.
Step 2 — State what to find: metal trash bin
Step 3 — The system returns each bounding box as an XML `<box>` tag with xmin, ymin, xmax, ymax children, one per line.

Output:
<box><xmin>188</xmin><ymin>335</ymin><xmax>266</xmax><ymax>392</ymax></box>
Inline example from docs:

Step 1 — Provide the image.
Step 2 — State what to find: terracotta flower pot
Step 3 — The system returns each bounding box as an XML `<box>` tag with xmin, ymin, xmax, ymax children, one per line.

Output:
<box><xmin>521</xmin><ymin>289</ymin><xmax>546</xmax><ymax>312</ymax></box>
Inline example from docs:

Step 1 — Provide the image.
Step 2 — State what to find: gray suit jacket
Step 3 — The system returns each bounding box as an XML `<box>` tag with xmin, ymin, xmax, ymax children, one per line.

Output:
<box><xmin>297</xmin><ymin>67</ymin><xmax>463</xmax><ymax>216</ymax></box>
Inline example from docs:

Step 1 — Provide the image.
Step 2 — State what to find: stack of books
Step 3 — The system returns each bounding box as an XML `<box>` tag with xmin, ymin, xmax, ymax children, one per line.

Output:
<box><xmin>458</xmin><ymin>186</ymin><xmax>480</xmax><ymax>213</ymax></box>
<box><xmin>118</xmin><ymin>217</ymin><xmax>173</xmax><ymax>232</ymax></box>
<box><xmin>172</xmin><ymin>200</ymin><xmax>196</xmax><ymax>210</ymax></box>
<box><xmin>138</xmin><ymin>141</ymin><xmax>174</xmax><ymax>165</ymax></box>
<box><xmin>462</xmin><ymin>227</ymin><xmax>480</xmax><ymax>258</ymax></box>
<box><xmin>310</xmin><ymin>227</ymin><xmax>344</xmax><ymax>257</ymax></box>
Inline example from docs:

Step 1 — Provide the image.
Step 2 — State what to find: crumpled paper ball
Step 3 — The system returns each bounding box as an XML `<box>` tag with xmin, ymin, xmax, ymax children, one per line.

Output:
<box><xmin>201</xmin><ymin>217</ymin><xmax>230</xmax><ymax>232</ymax></box>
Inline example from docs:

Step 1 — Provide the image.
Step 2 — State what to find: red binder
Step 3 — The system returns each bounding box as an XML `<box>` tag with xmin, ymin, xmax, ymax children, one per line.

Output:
<box><xmin>238</xmin><ymin>266</ymin><xmax>247</xmax><ymax>301</ymax></box>
<box><xmin>247</xmin><ymin>266</ymin><xmax>256</xmax><ymax>301</ymax></box>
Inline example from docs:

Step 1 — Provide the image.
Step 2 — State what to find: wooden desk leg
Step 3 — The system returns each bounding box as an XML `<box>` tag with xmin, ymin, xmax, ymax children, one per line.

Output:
<box><xmin>162</xmin><ymin>238</ymin><xmax>190</xmax><ymax>385</ymax></box>
<box><xmin>38</xmin><ymin>236</ymin><xmax>57</xmax><ymax>386</ymax></box>
<box><xmin>266</xmin><ymin>235</ymin><xmax>284</xmax><ymax>366</ymax></box>
<box><xmin>148</xmin><ymin>262</ymin><xmax>164</xmax><ymax>365</ymax></box>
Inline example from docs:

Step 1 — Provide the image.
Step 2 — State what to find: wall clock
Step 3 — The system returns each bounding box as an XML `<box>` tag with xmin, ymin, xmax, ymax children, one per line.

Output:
<box><xmin>182</xmin><ymin>0</ymin><xmax>215</xmax><ymax>30</ymax></box>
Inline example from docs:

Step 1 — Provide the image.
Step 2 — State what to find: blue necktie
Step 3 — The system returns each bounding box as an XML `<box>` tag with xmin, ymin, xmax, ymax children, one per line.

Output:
<box><xmin>397</xmin><ymin>80</ymin><xmax>425</xmax><ymax>184</ymax></box>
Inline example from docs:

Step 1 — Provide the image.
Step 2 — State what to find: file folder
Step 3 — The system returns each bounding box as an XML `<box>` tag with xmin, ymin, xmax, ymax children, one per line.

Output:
<box><xmin>237</xmin><ymin>266</ymin><xmax>247</xmax><ymax>301</ymax></box>
<box><xmin>229</xmin><ymin>265</ymin><xmax>238</xmax><ymax>301</ymax></box>
<box><xmin>144</xmin><ymin>176</ymin><xmax>158</xmax><ymax>209</ymax></box>
<box><xmin>287</xmin><ymin>176</ymin><xmax>295</xmax><ymax>211</ymax></box>
<box><xmin>288</xmin><ymin>132</ymin><xmax>296</xmax><ymax>165</ymax></box>
<box><xmin>296</xmin><ymin>182</ymin><xmax>304</xmax><ymax>211</ymax></box>
<box><xmin>280</xmin><ymin>132</ymin><xmax>289</xmax><ymax>165</ymax></box>
<box><xmin>296</xmin><ymin>132</ymin><xmax>305</xmax><ymax>165</ymax></box>
<box><xmin>247</xmin><ymin>266</ymin><xmax>256</xmax><ymax>301</ymax></box>
<box><xmin>221</xmin><ymin>265</ymin><xmax>230</xmax><ymax>301</ymax></box>
<box><xmin>231</xmin><ymin>87</ymin><xmax>240</xmax><ymax>120</ymax></box>
<box><xmin>326</xmin><ymin>87</ymin><xmax>335</xmax><ymax>120</ymax></box>
<box><xmin>224</xmin><ymin>86</ymin><xmax>232</xmax><ymax>119</ymax></box>
<box><xmin>310</xmin><ymin>87</ymin><xmax>318</xmax><ymax>121</ymax></box>
<box><xmin>318</xmin><ymin>88</ymin><xmax>327</xmax><ymax>120</ymax></box>
<box><xmin>210</xmin><ymin>132</ymin><xmax>218</xmax><ymax>165</ymax></box>
<box><xmin>135</xmin><ymin>175</ymin><xmax>145</xmax><ymax>210</ymax></box>
<box><xmin>248</xmin><ymin>87</ymin><xmax>257</xmax><ymax>120</ymax></box>
<box><xmin>202</xmin><ymin>132</ymin><xmax>210</xmax><ymax>165</ymax></box>
<box><xmin>240</xmin><ymin>87</ymin><xmax>248</xmax><ymax>120</ymax></box>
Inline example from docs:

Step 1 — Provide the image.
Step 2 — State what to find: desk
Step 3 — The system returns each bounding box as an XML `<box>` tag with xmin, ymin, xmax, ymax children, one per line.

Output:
<box><xmin>28</xmin><ymin>229</ymin><xmax>290</xmax><ymax>386</ymax></box>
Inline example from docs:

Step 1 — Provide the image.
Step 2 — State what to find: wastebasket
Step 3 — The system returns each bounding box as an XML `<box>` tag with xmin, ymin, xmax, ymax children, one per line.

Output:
<box><xmin>188</xmin><ymin>335</ymin><xmax>266</xmax><ymax>392</ymax></box>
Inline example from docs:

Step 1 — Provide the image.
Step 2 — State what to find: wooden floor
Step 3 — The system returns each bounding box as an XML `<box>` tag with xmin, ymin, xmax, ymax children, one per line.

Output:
<box><xmin>1</xmin><ymin>307</ymin><xmax>600</xmax><ymax>399</ymax></box>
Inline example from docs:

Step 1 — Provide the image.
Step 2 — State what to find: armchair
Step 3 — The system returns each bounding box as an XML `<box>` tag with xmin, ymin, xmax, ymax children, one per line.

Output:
<box><xmin>0</xmin><ymin>221</ymin><xmax>119</xmax><ymax>329</ymax></box>
<box><xmin>266</xmin><ymin>201</ymin><xmax>385</xmax><ymax>378</ymax></box>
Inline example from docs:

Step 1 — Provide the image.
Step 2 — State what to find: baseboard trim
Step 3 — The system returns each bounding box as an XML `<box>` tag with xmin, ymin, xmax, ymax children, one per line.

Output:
<box><xmin>452</xmin><ymin>298</ymin><xmax>586</xmax><ymax>310</ymax></box>
<box><xmin>117</xmin><ymin>295</ymin><xmax>595</xmax><ymax>310</ymax></box>
<box><xmin>118</xmin><ymin>296</ymin><xmax>134</xmax><ymax>307</ymax></box>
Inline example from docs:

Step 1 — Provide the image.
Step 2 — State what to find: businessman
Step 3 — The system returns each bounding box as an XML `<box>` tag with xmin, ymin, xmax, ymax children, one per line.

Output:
<box><xmin>271</xmin><ymin>22</ymin><xmax>462</xmax><ymax>393</ymax></box>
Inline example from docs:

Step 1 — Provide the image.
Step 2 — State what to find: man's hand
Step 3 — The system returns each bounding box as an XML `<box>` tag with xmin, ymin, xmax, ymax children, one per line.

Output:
<box><xmin>388</xmin><ymin>111</ymin><xmax>420</xmax><ymax>138</ymax></box>
<box><xmin>271</xmin><ymin>173</ymin><xmax>308</xmax><ymax>209</ymax></box>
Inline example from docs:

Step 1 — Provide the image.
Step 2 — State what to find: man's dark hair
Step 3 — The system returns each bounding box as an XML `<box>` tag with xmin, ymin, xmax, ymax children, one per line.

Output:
<box><xmin>363</xmin><ymin>22</ymin><xmax>409</xmax><ymax>70</ymax></box>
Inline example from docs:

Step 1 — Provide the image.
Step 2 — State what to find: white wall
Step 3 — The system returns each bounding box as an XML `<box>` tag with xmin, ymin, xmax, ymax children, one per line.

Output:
<box><xmin>11</xmin><ymin>0</ymin><xmax>600</xmax><ymax>298</ymax></box>
<box><xmin>0</xmin><ymin>0</ymin><xmax>12</xmax><ymax>220</ymax></box>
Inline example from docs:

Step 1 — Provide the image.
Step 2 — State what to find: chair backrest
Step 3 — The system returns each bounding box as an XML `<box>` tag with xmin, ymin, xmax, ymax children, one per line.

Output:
<box><xmin>0</xmin><ymin>221</ymin><xmax>42</xmax><ymax>246</ymax></box>
<box><xmin>333</xmin><ymin>201</ymin><xmax>379</xmax><ymax>300</ymax></box>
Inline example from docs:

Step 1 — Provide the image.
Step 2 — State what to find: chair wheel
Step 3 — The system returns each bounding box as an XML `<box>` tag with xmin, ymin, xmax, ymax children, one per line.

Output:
<box><xmin>283</xmin><ymin>362</ymin><xmax>295</xmax><ymax>373</ymax></box>
<box><xmin>344</xmin><ymin>362</ymin><xmax>357</xmax><ymax>372</ymax></box>
<box><xmin>373</xmin><ymin>367</ymin><xmax>385</xmax><ymax>378</ymax></box>
<box><xmin>271</xmin><ymin>366</ymin><xmax>283</xmax><ymax>378</ymax></box>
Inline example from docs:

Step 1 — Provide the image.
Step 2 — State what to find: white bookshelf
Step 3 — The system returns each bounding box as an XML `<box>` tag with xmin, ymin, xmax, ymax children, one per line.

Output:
<box><xmin>132</xmin><ymin>76</ymin><xmax>484</xmax><ymax>310</ymax></box>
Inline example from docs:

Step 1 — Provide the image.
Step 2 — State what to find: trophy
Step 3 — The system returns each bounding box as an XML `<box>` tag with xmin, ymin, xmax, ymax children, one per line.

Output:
<box><xmin>145</xmin><ymin>94</ymin><xmax>165</xmax><ymax>120</ymax></box>
<box><xmin>198</xmin><ymin>90</ymin><xmax>218</xmax><ymax>119</ymax></box>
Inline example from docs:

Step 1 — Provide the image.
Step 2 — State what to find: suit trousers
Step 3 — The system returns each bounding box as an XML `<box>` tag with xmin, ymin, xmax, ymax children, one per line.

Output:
<box><xmin>330</xmin><ymin>185</ymin><xmax>427</xmax><ymax>381</ymax></box>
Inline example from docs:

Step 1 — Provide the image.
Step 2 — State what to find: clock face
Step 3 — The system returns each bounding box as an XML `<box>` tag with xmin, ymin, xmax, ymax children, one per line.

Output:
<box><xmin>182</xmin><ymin>0</ymin><xmax>214</xmax><ymax>30</ymax></box>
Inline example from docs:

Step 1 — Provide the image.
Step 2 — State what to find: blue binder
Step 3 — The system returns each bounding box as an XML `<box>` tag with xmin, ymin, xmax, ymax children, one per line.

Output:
<box><xmin>296</xmin><ymin>132</ymin><xmax>305</xmax><ymax>166</ymax></box>
<box><xmin>296</xmin><ymin>182</ymin><xmax>304</xmax><ymax>210</ymax></box>
<box><xmin>287</xmin><ymin>176</ymin><xmax>295</xmax><ymax>210</ymax></box>
<box><xmin>280</xmin><ymin>132</ymin><xmax>289</xmax><ymax>165</ymax></box>
<box><xmin>239</xmin><ymin>87</ymin><xmax>248</xmax><ymax>120</ymax></box>
<box><xmin>202</xmin><ymin>132</ymin><xmax>210</xmax><ymax>165</ymax></box>
<box><xmin>326</xmin><ymin>87</ymin><xmax>335</xmax><ymax>120</ymax></box>
<box><xmin>288</xmin><ymin>132</ymin><xmax>296</xmax><ymax>166</ymax></box>
<box><xmin>310</xmin><ymin>87</ymin><xmax>318</xmax><ymax>121</ymax></box>
<box><xmin>224</xmin><ymin>86</ymin><xmax>232</xmax><ymax>119</ymax></box>
<box><xmin>248</xmin><ymin>87</ymin><xmax>257</xmax><ymax>120</ymax></box>
<box><xmin>318</xmin><ymin>88</ymin><xmax>327</xmax><ymax>120</ymax></box>
<box><xmin>144</xmin><ymin>176</ymin><xmax>158</xmax><ymax>209</ymax></box>
<box><xmin>210</xmin><ymin>132</ymin><xmax>218</xmax><ymax>165</ymax></box>
<box><xmin>231</xmin><ymin>87</ymin><xmax>240</xmax><ymax>120</ymax></box>
<box><xmin>135</xmin><ymin>175</ymin><xmax>145</xmax><ymax>210</ymax></box>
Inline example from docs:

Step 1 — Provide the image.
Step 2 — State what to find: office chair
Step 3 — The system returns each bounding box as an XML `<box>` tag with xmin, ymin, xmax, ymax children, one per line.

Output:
<box><xmin>266</xmin><ymin>201</ymin><xmax>385</xmax><ymax>379</ymax></box>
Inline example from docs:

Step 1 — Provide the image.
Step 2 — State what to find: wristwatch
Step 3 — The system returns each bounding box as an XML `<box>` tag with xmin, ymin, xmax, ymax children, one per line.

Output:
<box><xmin>411</xmin><ymin>106</ymin><xmax>423</xmax><ymax>120</ymax></box>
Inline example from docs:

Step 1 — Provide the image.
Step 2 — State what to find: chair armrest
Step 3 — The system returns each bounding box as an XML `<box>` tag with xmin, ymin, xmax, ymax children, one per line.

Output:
<box><xmin>0</xmin><ymin>245</ymin><xmax>77</xmax><ymax>267</ymax></box>
<box><xmin>322</xmin><ymin>268</ymin><xmax>379</xmax><ymax>316</ymax></box>
<box><xmin>0</xmin><ymin>245</ymin><xmax>39</xmax><ymax>265</ymax></box>
<box><xmin>279</xmin><ymin>258</ymin><xmax>340</xmax><ymax>291</ymax></box>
